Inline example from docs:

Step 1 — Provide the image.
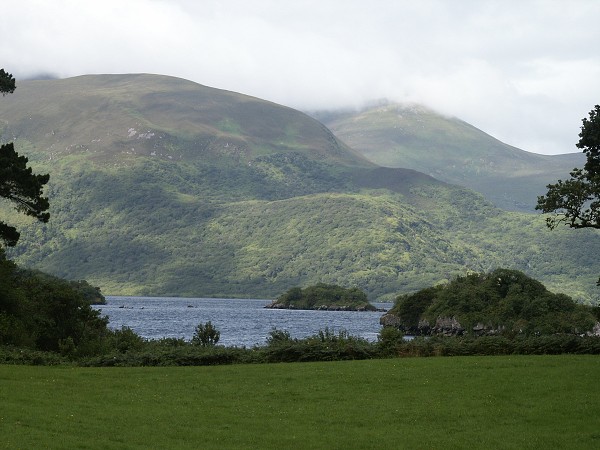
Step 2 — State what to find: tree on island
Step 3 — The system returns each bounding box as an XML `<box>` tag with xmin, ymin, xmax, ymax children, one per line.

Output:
<box><xmin>0</xmin><ymin>69</ymin><xmax>50</xmax><ymax>247</ymax></box>
<box><xmin>536</xmin><ymin>105</ymin><xmax>600</xmax><ymax>285</ymax></box>
<box><xmin>269</xmin><ymin>283</ymin><xmax>376</xmax><ymax>311</ymax></box>
<box><xmin>383</xmin><ymin>269</ymin><xmax>597</xmax><ymax>337</ymax></box>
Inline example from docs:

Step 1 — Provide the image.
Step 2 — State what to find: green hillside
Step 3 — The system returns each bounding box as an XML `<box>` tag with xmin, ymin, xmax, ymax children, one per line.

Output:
<box><xmin>314</xmin><ymin>102</ymin><xmax>586</xmax><ymax>211</ymax></box>
<box><xmin>0</xmin><ymin>74</ymin><xmax>367</xmax><ymax>168</ymax></box>
<box><xmin>1</xmin><ymin>75</ymin><xmax>599</xmax><ymax>303</ymax></box>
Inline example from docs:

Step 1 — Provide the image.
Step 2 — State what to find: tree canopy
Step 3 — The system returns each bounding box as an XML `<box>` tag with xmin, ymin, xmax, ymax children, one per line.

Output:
<box><xmin>386</xmin><ymin>269</ymin><xmax>597</xmax><ymax>336</ymax></box>
<box><xmin>0</xmin><ymin>253</ymin><xmax>111</xmax><ymax>354</ymax></box>
<box><xmin>0</xmin><ymin>69</ymin><xmax>16</xmax><ymax>95</ymax></box>
<box><xmin>579</xmin><ymin>105</ymin><xmax>600</xmax><ymax>179</ymax></box>
<box><xmin>536</xmin><ymin>105</ymin><xmax>600</xmax><ymax>285</ymax></box>
<box><xmin>269</xmin><ymin>283</ymin><xmax>376</xmax><ymax>311</ymax></box>
<box><xmin>536</xmin><ymin>105</ymin><xmax>600</xmax><ymax>230</ymax></box>
<box><xmin>0</xmin><ymin>69</ymin><xmax>50</xmax><ymax>247</ymax></box>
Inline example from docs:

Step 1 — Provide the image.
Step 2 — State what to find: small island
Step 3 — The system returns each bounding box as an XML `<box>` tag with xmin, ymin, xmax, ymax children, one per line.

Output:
<box><xmin>266</xmin><ymin>283</ymin><xmax>378</xmax><ymax>311</ymax></box>
<box><xmin>380</xmin><ymin>269</ymin><xmax>600</xmax><ymax>337</ymax></box>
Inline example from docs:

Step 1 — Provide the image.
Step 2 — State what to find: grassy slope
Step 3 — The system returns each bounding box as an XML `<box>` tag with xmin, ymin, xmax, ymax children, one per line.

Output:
<box><xmin>0</xmin><ymin>74</ymin><xmax>367</xmax><ymax>167</ymax></box>
<box><xmin>1</xmin><ymin>76</ymin><xmax>599</xmax><ymax>302</ymax></box>
<box><xmin>2</xmin><ymin>356</ymin><xmax>599</xmax><ymax>449</ymax></box>
<box><xmin>314</xmin><ymin>103</ymin><xmax>586</xmax><ymax>211</ymax></box>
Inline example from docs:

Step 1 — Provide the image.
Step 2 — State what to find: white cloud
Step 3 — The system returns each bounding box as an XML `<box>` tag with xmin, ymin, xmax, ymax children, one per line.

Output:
<box><xmin>2</xmin><ymin>0</ymin><xmax>600</xmax><ymax>154</ymax></box>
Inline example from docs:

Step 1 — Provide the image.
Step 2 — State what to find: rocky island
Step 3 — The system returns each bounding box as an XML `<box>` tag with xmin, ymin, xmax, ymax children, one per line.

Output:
<box><xmin>380</xmin><ymin>269</ymin><xmax>600</xmax><ymax>337</ymax></box>
<box><xmin>266</xmin><ymin>283</ymin><xmax>379</xmax><ymax>311</ymax></box>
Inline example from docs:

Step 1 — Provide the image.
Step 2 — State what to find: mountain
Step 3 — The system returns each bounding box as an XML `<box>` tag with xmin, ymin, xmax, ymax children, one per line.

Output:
<box><xmin>0</xmin><ymin>75</ymin><xmax>599</xmax><ymax>303</ymax></box>
<box><xmin>0</xmin><ymin>74</ymin><xmax>369</xmax><ymax>168</ymax></box>
<box><xmin>312</xmin><ymin>102</ymin><xmax>586</xmax><ymax>211</ymax></box>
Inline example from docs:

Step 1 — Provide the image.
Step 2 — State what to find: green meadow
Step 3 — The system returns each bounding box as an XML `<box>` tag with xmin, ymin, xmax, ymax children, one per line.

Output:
<box><xmin>2</xmin><ymin>355</ymin><xmax>599</xmax><ymax>449</ymax></box>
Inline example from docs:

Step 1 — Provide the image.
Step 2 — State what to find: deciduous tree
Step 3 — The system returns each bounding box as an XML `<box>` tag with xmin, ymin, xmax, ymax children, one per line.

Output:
<box><xmin>536</xmin><ymin>105</ymin><xmax>600</xmax><ymax>285</ymax></box>
<box><xmin>192</xmin><ymin>321</ymin><xmax>220</xmax><ymax>346</ymax></box>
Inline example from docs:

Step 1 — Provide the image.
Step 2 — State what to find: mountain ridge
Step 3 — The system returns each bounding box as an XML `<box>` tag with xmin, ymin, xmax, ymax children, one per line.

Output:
<box><xmin>1</xmin><ymin>74</ymin><xmax>369</xmax><ymax>170</ymax></box>
<box><xmin>312</xmin><ymin>102</ymin><xmax>586</xmax><ymax>211</ymax></box>
<box><xmin>1</xmin><ymin>74</ymin><xmax>598</xmax><ymax>303</ymax></box>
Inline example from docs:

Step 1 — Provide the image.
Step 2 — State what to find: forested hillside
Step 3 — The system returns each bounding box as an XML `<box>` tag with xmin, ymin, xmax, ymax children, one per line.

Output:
<box><xmin>1</xmin><ymin>75</ymin><xmax>598</xmax><ymax>302</ymax></box>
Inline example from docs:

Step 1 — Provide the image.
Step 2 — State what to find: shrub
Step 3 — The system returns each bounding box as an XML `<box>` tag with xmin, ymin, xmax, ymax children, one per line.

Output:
<box><xmin>108</xmin><ymin>327</ymin><xmax>147</xmax><ymax>353</ymax></box>
<box><xmin>191</xmin><ymin>321</ymin><xmax>220</xmax><ymax>347</ymax></box>
<box><xmin>377</xmin><ymin>326</ymin><xmax>405</xmax><ymax>356</ymax></box>
<box><xmin>266</xmin><ymin>328</ymin><xmax>294</xmax><ymax>346</ymax></box>
<box><xmin>0</xmin><ymin>345</ymin><xmax>69</xmax><ymax>365</ymax></box>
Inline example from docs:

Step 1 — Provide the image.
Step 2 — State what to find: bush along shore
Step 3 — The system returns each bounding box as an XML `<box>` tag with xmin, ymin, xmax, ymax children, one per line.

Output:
<box><xmin>2</xmin><ymin>263</ymin><xmax>600</xmax><ymax>367</ymax></box>
<box><xmin>2</xmin><ymin>327</ymin><xmax>600</xmax><ymax>367</ymax></box>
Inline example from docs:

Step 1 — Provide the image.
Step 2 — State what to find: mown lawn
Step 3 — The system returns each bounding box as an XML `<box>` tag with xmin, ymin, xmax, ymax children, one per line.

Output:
<box><xmin>1</xmin><ymin>355</ymin><xmax>599</xmax><ymax>449</ymax></box>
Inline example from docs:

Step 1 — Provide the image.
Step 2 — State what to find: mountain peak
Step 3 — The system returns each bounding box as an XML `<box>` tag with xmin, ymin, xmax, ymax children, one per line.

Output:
<box><xmin>1</xmin><ymin>74</ymin><xmax>369</xmax><ymax>169</ymax></box>
<box><xmin>316</xmin><ymin>102</ymin><xmax>585</xmax><ymax>211</ymax></box>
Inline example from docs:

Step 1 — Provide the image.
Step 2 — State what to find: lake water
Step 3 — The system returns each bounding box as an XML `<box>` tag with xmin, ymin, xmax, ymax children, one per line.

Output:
<box><xmin>95</xmin><ymin>296</ymin><xmax>390</xmax><ymax>347</ymax></box>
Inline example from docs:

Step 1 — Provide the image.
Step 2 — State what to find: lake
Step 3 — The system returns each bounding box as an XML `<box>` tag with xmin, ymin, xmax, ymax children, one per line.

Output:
<box><xmin>95</xmin><ymin>296</ymin><xmax>390</xmax><ymax>347</ymax></box>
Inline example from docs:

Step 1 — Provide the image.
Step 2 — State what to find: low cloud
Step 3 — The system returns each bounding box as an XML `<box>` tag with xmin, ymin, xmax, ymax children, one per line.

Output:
<box><xmin>2</xmin><ymin>0</ymin><xmax>599</xmax><ymax>154</ymax></box>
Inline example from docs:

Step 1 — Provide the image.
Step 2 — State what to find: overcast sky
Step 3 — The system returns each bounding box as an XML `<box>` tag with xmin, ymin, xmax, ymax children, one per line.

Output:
<box><xmin>2</xmin><ymin>0</ymin><xmax>600</xmax><ymax>155</ymax></box>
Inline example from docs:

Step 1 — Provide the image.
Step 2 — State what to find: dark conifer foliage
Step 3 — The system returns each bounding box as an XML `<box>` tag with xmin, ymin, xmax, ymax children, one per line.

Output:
<box><xmin>0</xmin><ymin>69</ymin><xmax>16</xmax><ymax>95</ymax></box>
<box><xmin>0</xmin><ymin>69</ymin><xmax>50</xmax><ymax>247</ymax></box>
<box><xmin>0</xmin><ymin>143</ymin><xmax>50</xmax><ymax>246</ymax></box>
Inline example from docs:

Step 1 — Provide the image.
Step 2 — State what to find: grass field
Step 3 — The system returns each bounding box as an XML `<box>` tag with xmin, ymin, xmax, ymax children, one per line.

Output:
<box><xmin>1</xmin><ymin>355</ymin><xmax>599</xmax><ymax>449</ymax></box>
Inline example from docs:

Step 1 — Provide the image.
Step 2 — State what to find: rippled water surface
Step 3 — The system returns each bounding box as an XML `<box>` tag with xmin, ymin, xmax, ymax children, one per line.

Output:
<box><xmin>95</xmin><ymin>296</ymin><xmax>389</xmax><ymax>347</ymax></box>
